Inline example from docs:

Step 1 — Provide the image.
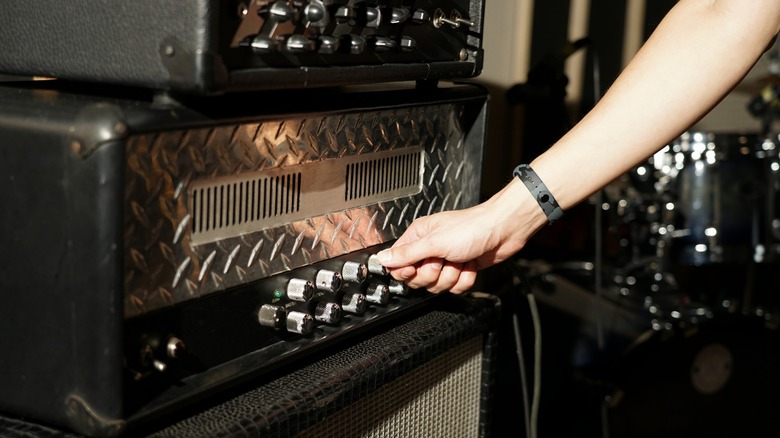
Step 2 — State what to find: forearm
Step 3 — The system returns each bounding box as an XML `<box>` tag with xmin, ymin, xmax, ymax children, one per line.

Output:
<box><xmin>380</xmin><ymin>0</ymin><xmax>780</xmax><ymax>293</ymax></box>
<box><xmin>531</xmin><ymin>0</ymin><xmax>780</xmax><ymax>210</ymax></box>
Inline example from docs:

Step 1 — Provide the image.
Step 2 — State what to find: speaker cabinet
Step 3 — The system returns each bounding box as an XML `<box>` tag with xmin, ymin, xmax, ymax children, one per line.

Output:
<box><xmin>0</xmin><ymin>294</ymin><xmax>498</xmax><ymax>437</ymax></box>
<box><xmin>150</xmin><ymin>294</ymin><xmax>498</xmax><ymax>437</ymax></box>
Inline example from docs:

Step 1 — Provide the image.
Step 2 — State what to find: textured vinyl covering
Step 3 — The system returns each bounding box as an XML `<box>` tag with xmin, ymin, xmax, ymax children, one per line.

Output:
<box><xmin>150</xmin><ymin>310</ymin><xmax>490</xmax><ymax>438</ymax></box>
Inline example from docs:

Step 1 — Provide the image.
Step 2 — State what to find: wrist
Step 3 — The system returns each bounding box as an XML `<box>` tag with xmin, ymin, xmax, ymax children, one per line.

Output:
<box><xmin>513</xmin><ymin>164</ymin><xmax>563</xmax><ymax>223</ymax></box>
<box><xmin>483</xmin><ymin>178</ymin><xmax>549</xmax><ymax>254</ymax></box>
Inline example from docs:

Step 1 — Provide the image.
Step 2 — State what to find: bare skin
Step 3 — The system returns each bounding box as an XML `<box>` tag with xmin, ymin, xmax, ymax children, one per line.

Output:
<box><xmin>377</xmin><ymin>0</ymin><xmax>780</xmax><ymax>293</ymax></box>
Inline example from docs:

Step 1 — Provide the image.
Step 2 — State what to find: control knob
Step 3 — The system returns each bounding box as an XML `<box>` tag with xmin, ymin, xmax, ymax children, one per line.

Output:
<box><xmin>367</xmin><ymin>254</ymin><xmax>388</xmax><ymax>275</ymax></box>
<box><xmin>411</xmin><ymin>9</ymin><xmax>430</xmax><ymax>24</ymax></box>
<box><xmin>286</xmin><ymin>278</ymin><xmax>315</xmax><ymax>302</ymax></box>
<box><xmin>335</xmin><ymin>6</ymin><xmax>354</xmax><ymax>23</ymax></box>
<box><xmin>257</xmin><ymin>304</ymin><xmax>286</xmax><ymax>330</ymax></box>
<box><xmin>240</xmin><ymin>35</ymin><xmax>277</xmax><ymax>53</ymax></box>
<box><xmin>389</xmin><ymin>8</ymin><xmax>410</xmax><ymax>24</ymax></box>
<box><xmin>266</xmin><ymin>0</ymin><xmax>296</xmax><ymax>22</ymax></box>
<box><xmin>365</xmin><ymin>7</ymin><xmax>381</xmax><ymax>28</ymax></box>
<box><xmin>304</xmin><ymin>0</ymin><xmax>329</xmax><ymax>27</ymax></box>
<box><xmin>318</xmin><ymin>36</ymin><xmax>340</xmax><ymax>54</ymax></box>
<box><xmin>342</xmin><ymin>34</ymin><xmax>366</xmax><ymax>54</ymax></box>
<box><xmin>315</xmin><ymin>269</ymin><xmax>342</xmax><ymax>292</ymax></box>
<box><xmin>341</xmin><ymin>261</ymin><xmax>367</xmax><ymax>284</ymax></box>
<box><xmin>365</xmin><ymin>283</ymin><xmax>390</xmax><ymax>305</ymax></box>
<box><xmin>399</xmin><ymin>36</ymin><xmax>417</xmax><ymax>53</ymax></box>
<box><xmin>388</xmin><ymin>279</ymin><xmax>410</xmax><ymax>296</ymax></box>
<box><xmin>314</xmin><ymin>301</ymin><xmax>342</xmax><ymax>324</ymax></box>
<box><xmin>166</xmin><ymin>336</ymin><xmax>186</xmax><ymax>359</ymax></box>
<box><xmin>341</xmin><ymin>292</ymin><xmax>368</xmax><ymax>314</ymax></box>
<box><xmin>286</xmin><ymin>311</ymin><xmax>314</xmax><ymax>335</ymax></box>
<box><xmin>370</xmin><ymin>36</ymin><xmax>396</xmax><ymax>53</ymax></box>
<box><xmin>285</xmin><ymin>35</ymin><xmax>315</xmax><ymax>54</ymax></box>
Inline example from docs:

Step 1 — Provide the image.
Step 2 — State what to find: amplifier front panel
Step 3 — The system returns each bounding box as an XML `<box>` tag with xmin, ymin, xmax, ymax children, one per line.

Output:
<box><xmin>124</xmin><ymin>101</ymin><xmax>483</xmax><ymax>317</ymax></box>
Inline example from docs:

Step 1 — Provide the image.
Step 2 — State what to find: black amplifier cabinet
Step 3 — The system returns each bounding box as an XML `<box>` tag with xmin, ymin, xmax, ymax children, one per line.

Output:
<box><xmin>0</xmin><ymin>0</ymin><xmax>484</xmax><ymax>94</ymax></box>
<box><xmin>0</xmin><ymin>81</ymin><xmax>487</xmax><ymax>436</ymax></box>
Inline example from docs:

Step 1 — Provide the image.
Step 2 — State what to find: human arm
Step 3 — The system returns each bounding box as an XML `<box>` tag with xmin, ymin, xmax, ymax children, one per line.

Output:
<box><xmin>377</xmin><ymin>0</ymin><xmax>780</xmax><ymax>293</ymax></box>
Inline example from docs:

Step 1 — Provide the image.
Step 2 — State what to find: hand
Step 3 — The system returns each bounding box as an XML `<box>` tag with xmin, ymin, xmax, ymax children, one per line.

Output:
<box><xmin>376</xmin><ymin>180</ymin><xmax>548</xmax><ymax>293</ymax></box>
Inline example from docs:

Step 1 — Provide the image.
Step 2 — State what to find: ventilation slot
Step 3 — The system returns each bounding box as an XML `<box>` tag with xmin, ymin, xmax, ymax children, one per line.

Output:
<box><xmin>188</xmin><ymin>147</ymin><xmax>423</xmax><ymax>245</ymax></box>
<box><xmin>191</xmin><ymin>172</ymin><xmax>301</xmax><ymax>238</ymax></box>
<box><xmin>345</xmin><ymin>151</ymin><xmax>421</xmax><ymax>202</ymax></box>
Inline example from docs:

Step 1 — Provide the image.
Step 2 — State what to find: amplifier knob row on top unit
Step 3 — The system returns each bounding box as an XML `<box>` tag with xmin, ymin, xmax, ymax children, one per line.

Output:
<box><xmin>0</xmin><ymin>0</ymin><xmax>486</xmax><ymax>93</ymax></box>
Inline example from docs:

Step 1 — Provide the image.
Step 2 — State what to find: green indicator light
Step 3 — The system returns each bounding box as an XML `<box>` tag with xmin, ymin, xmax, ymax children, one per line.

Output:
<box><xmin>274</xmin><ymin>290</ymin><xmax>284</xmax><ymax>298</ymax></box>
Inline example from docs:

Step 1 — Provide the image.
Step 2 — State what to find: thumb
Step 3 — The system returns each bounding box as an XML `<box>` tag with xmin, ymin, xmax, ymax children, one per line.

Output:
<box><xmin>376</xmin><ymin>239</ymin><xmax>434</xmax><ymax>268</ymax></box>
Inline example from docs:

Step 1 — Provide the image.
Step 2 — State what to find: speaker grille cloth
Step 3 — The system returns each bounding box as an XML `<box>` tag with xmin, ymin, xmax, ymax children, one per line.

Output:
<box><xmin>298</xmin><ymin>336</ymin><xmax>482</xmax><ymax>438</ymax></box>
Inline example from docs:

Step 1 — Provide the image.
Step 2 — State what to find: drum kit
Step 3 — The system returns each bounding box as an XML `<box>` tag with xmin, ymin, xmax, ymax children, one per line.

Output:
<box><xmin>511</xmin><ymin>53</ymin><xmax>780</xmax><ymax>437</ymax></box>
<box><xmin>591</xmin><ymin>126</ymin><xmax>780</xmax><ymax>434</ymax></box>
<box><xmin>603</xmin><ymin>128</ymin><xmax>780</xmax><ymax>329</ymax></box>
<box><xmin>516</xmin><ymin>73</ymin><xmax>780</xmax><ymax>437</ymax></box>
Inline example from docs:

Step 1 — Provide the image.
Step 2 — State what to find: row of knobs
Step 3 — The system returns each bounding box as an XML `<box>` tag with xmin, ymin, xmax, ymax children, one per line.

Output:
<box><xmin>257</xmin><ymin>254</ymin><xmax>408</xmax><ymax>335</ymax></box>
<box><xmin>241</xmin><ymin>1</ymin><xmax>474</xmax><ymax>56</ymax></box>
<box><xmin>244</xmin><ymin>33</ymin><xmax>418</xmax><ymax>55</ymax></box>
<box><xmin>257</xmin><ymin>1</ymin><xmax>429</xmax><ymax>29</ymax></box>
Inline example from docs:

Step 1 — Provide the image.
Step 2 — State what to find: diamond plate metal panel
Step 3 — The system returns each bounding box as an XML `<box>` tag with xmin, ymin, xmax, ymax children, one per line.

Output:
<box><xmin>124</xmin><ymin>102</ymin><xmax>483</xmax><ymax>317</ymax></box>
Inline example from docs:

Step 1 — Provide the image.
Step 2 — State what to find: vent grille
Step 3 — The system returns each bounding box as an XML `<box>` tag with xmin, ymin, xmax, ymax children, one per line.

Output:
<box><xmin>189</xmin><ymin>147</ymin><xmax>423</xmax><ymax>245</ymax></box>
<box><xmin>191</xmin><ymin>173</ymin><xmax>301</xmax><ymax>235</ymax></box>
<box><xmin>346</xmin><ymin>152</ymin><xmax>421</xmax><ymax>202</ymax></box>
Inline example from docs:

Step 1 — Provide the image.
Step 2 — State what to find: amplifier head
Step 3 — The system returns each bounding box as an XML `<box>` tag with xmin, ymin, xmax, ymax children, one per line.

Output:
<box><xmin>124</xmin><ymin>83</ymin><xmax>486</xmax><ymax>317</ymax></box>
<box><xmin>0</xmin><ymin>82</ymin><xmax>488</xmax><ymax>435</ymax></box>
<box><xmin>0</xmin><ymin>0</ymin><xmax>485</xmax><ymax>93</ymax></box>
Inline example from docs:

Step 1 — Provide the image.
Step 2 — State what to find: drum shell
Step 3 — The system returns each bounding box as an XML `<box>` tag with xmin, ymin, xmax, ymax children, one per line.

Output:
<box><xmin>645</xmin><ymin>132</ymin><xmax>780</xmax><ymax>265</ymax></box>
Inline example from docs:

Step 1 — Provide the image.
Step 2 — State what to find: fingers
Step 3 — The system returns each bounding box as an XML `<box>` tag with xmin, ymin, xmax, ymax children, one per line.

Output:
<box><xmin>376</xmin><ymin>239</ymin><xmax>434</xmax><ymax>269</ymax></box>
<box><xmin>376</xmin><ymin>217</ymin><xmax>438</xmax><ymax>268</ymax></box>
<box><xmin>393</xmin><ymin>258</ymin><xmax>477</xmax><ymax>294</ymax></box>
<box><xmin>386</xmin><ymin>265</ymin><xmax>416</xmax><ymax>281</ymax></box>
<box><xmin>449</xmin><ymin>261</ymin><xmax>478</xmax><ymax>294</ymax></box>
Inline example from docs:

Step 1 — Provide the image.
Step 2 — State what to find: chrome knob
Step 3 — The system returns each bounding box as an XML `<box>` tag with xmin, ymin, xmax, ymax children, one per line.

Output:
<box><xmin>341</xmin><ymin>261</ymin><xmax>367</xmax><ymax>284</ymax></box>
<box><xmin>399</xmin><ymin>36</ymin><xmax>417</xmax><ymax>53</ymax></box>
<box><xmin>314</xmin><ymin>301</ymin><xmax>342</xmax><ymax>324</ymax></box>
<box><xmin>286</xmin><ymin>278</ymin><xmax>315</xmax><ymax>302</ymax></box>
<box><xmin>242</xmin><ymin>35</ymin><xmax>277</xmax><ymax>53</ymax></box>
<box><xmin>257</xmin><ymin>304</ymin><xmax>286</xmax><ymax>329</ymax></box>
<box><xmin>285</xmin><ymin>35</ymin><xmax>315</xmax><ymax>54</ymax></box>
<box><xmin>371</xmin><ymin>36</ymin><xmax>396</xmax><ymax>53</ymax></box>
<box><xmin>343</xmin><ymin>34</ymin><xmax>366</xmax><ymax>54</ymax></box>
<box><xmin>335</xmin><ymin>6</ymin><xmax>354</xmax><ymax>23</ymax></box>
<box><xmin>268</xmin><ymin>0</ymin><xmax>295</xmax><ymax>22</ymax></box>
<box><xmin>390</xmin><ymin>8</ymin><xmax>410</xmax><ymax>24</ymax></box>
<box><xmin>304</xmin><ymin>0</ymin><xmax>328</xmax><ymax>26</ymax></box>
<box><xmin>365</xmin><ymin>284</ymin><xmax>389</xmax><ymax>305</ymax></box>
<box><xmin>367</xmin><ymin>254</ymin><xmax>387</xmax><ymax>275</ymax></box>
<box><xmin>286</xmin><ymin>311</ymin><xmax>314</xmax><ymax>335</ymax></box>
<box><xmin>411</xmin><ymin>9</ymin><xmax>430</xmax><ymax>24</ymax></box>
<box><xmin>388</xmin><ymin>279</ymin><xmax>409</xmax><ymax>296</ymax></box>
<box><xmin>318</xmin><ymin>36</ymin><xmax>340</xmax><ymax>54</ymax></box>
<box><xmin>315</xmin><ymin>269</ymin><xmax>342</xmax><ymax>292</ymax></box>
<box><xmin>165</xmin><ymin>337</ymin><xmax>186</xmax><ymax>359</ymax></box>
<box><xmin>365</xmin><ymin>7</ymin><xmax>381</xmax><ymax>28</ymax></box>
<box><xmin>341</xmin><ymin>292</ymin><xmax>367</xmax><ymax>314</ymax></box>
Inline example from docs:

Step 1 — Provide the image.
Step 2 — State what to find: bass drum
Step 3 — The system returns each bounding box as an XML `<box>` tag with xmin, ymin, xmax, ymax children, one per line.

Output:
<box><xmin>522</xmin><ymin>262</ymin><xmax>780</xmax><ymax>438</ymax></box>
<box><xmin>607</xmin><ymin>316</ymin><xmax>780</xmax><ymax>438</ymax></box>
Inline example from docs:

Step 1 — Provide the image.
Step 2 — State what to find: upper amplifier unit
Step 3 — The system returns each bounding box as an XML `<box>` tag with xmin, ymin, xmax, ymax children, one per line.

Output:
<box><xmin>0</xmin><ymin>0</ymin><xmax>485</xmax><ymax>94</ymax></box>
